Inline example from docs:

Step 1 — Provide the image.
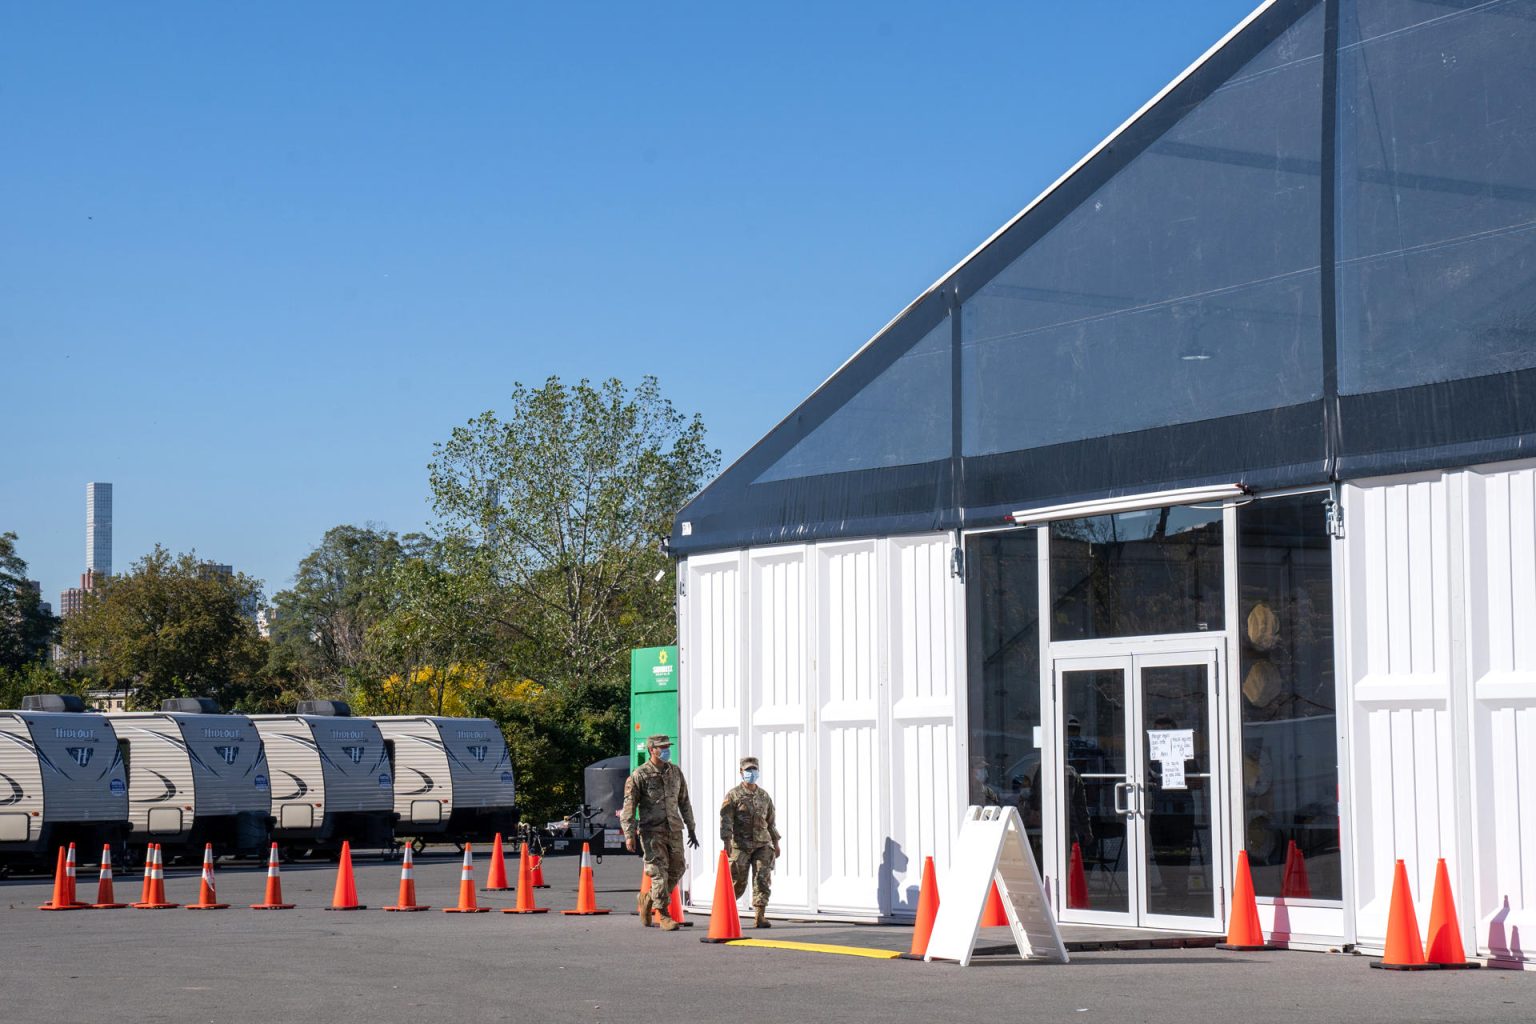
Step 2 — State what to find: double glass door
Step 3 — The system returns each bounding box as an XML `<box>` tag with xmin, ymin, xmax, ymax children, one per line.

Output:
<box><xmin>1053</xmin><ymin>647</ymin><xmax>1225</xmax><ymax>931</ymax></box>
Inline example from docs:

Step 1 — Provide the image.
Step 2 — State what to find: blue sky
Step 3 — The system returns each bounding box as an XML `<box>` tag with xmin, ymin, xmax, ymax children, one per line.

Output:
<box><xmin>1</xmin><ymin>1</ymin><xmax>1262</xmax><ymax>607</ymax></box>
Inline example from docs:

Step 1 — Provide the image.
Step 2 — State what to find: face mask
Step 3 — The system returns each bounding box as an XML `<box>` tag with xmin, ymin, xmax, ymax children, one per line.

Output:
<box><xmin>656</xmin><ymin>748</ymin><xmax>672</xmax><ymax>763</ymax></box>
<box><xmin>742</xmin><ymin>769</ymin><xmax>760</xmax><ymax>784</ymax></box>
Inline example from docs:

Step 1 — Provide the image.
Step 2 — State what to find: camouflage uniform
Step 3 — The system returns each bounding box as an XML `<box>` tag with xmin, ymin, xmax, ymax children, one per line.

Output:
<box><xmin>721</xmin><ymin>757</ymin><xmax>779</xmax><ymax>923</ymax></box>
<box><xmin>621</xmin><ymin>741</ymin><xmax>697</xmax><ymax>914</ymax></box>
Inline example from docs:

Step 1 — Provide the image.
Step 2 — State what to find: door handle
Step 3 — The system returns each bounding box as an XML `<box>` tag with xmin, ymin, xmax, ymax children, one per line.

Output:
<box><xmin>1113</xmin><ymin>781</ymin><xmax>1133</xmax><ymax>817</ymax></box>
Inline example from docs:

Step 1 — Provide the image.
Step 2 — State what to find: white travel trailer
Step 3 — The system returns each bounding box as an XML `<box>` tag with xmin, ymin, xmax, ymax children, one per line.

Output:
<box><xmin>251</xmin><ymin>702</ymin><xmax>395</xmax><ymax>853</ymax></box>
<box><xmin>108</xmin><ymin>699</ymin><xmax>273</xmax><ymax>858</ymax></box>
<box><xmin>0</xmin><ymin>695</ymin><xmax>128</xmax><ymax>870</ymax></box>
<box><xmin>372</xmin><ymin>716</ymin><xmax>517</xmax><ymax>843</ymax></box>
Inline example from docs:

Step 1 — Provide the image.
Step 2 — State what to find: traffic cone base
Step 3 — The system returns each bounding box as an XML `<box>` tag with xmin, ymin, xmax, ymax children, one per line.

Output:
<box><xmin>504</xmin><ymin>841</ymin><xmax>550</xmax><ymax>913</ymax></box>
<box><xmin>898</xmin><ymin>855</ymin><xmax>940</xmax><ymax>960</ymax></box>
<box><xmin>562</xmin><ymin>843</ymin><xmax>613</xmax><ymax>915</ymax></box>
<box><xmin>1217</xmin><ymin>850</ymin><xmax>1274</xmax><ymax>950</ymax></box>
<box><xmin>484</xmin><ymin>834</ymin><xmax>512</xmax><ymax>891</ymax></box>
<box><xmin>325</xmin><ymin>841</ymin><xmax>366</xmax><ymax>910</ymax></box>
<box><xmin>700</xmin><ymin>851</ymin><xmax>743</xmax><ymax>943</ymax></box>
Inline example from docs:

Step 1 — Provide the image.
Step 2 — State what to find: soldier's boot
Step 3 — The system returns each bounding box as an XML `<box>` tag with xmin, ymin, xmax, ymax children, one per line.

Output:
<box><xmin>754</xmin><ymin>905</ymin><xmax>770</xmax><ymax>929</ymax></box>
<box><xmin>638</xmin><ymin>890</ymin><xmax>654</xmax><ymax>927</ymax></box>
<box><xmin>657</xmin><ymin>908</ymin><xmax>680</xmax><ymax>932</ymax></box>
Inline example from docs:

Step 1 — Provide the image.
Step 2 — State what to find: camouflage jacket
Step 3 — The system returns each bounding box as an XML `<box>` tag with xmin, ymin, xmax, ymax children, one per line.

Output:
<box><xmin>621</xmin><ymin>760</ymin><xmax>696</xmax><ymax>839</ymax></box>
<box><xmin>720</xmin><ymin>783</ymin><xmax>779</xmax><ymax>848</ymax></box>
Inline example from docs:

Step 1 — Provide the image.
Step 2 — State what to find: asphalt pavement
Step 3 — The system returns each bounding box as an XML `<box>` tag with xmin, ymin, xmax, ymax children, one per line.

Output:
<box><xmin>1</xmin><ymin>848</ymin><xmax>1529</xmax><ymax>1024</ymax></box>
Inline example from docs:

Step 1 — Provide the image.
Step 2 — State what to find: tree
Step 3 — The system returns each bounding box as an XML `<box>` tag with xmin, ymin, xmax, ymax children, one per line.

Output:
<box><xmin>427</xmin><ymin>376</ymin><xmax>717</xmax><ymax>821</ymax></box>
<box><xmin>267</xmin><ymin>525</ymin><xmax>426</xmax><ymax>698</ymax></box>
<box><xmin>58</xmin><ymin>546</ymin><xmax>271</xmax><ymax>711</ymax></box>
<box><xmin>0</xmin><ymin>531</ymin><xmax>57</xmax><ymax>671</ymax></box>
<box><xmin>428</xmin><ymin>376</ymin><xmax>717</xmax><ymax>688</ymax></box>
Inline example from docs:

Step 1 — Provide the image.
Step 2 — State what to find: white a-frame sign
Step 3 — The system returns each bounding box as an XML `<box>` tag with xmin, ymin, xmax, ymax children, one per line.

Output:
<box><xmin>924</xmin><ymin>805</ymin><xmax>1069</xmax><ymax>966</ymax></box>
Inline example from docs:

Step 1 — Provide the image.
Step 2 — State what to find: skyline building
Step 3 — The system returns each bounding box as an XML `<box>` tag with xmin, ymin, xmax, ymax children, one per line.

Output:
<box><xmin>86</xmin><ymin>481</ymin><xmax>112</xmax><ymax>578</ymax></box>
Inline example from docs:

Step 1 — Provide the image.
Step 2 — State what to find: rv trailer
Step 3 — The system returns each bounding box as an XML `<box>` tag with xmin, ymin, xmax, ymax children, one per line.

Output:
<box><xmin>108</xmin><ymin>699</ymin><xmax>274</xmax><ymax>858</ymax></box>
<box><xmin>373</xmin><ymin>716</ymin><xmax>517</xmax><ymax>844</ymax></box>
<box><xmin>0</xmin><ymin>695</ymin><xmax>129</xmax><ymax>871</ymax></box>
<box><xmin>251</xmin><ymin>702</ymin><xmax>395</xmax><ymax>854</ymax></box>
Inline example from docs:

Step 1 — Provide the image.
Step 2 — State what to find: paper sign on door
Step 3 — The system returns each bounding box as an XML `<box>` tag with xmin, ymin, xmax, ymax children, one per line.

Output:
<box><xmin>1147</xmin><ymin>729</ymin><xmax>1194</xmax><ymax>790</ymax></box>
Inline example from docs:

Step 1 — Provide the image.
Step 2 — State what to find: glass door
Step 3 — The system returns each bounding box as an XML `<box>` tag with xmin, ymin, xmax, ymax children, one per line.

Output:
<box><xmin>1054</xmin><ymin>647</ymin><xmax>1225</xmax><ymax>931</ymax></box>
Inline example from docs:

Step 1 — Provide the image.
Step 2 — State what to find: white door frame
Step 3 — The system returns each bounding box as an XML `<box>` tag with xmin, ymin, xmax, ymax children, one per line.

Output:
<box><xmin>1050</xmin><ymin>639</ymin><xmax>1229</xmax><ymax>933</ymax></box>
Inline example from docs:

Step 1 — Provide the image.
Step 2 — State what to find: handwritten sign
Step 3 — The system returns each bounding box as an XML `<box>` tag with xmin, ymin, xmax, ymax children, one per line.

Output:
<box><xmin>1148</xmin><ymin>729</ymin><xmax>1195</xmax><ymax>791</ymax></box>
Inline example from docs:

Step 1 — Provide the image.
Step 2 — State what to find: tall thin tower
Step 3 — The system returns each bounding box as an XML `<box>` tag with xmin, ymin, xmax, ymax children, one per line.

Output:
<box><xmin>86</xmin><ymin>482</ymin><xmax>113</xmax><ymax>578</ymax></box>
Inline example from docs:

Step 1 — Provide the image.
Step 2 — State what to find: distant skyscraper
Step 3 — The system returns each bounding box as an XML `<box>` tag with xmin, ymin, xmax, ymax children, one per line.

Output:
<box><xmin>86</xmin><ymin>482</ymin><xmax>113</xmax><ymax>578</ymax></box>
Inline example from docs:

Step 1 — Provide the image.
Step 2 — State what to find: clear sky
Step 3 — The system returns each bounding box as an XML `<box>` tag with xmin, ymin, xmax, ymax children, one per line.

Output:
<box><xmin>1</xmin><ymin>1</ymin><xmax>1262</xmax><ymax>608</ymax></box>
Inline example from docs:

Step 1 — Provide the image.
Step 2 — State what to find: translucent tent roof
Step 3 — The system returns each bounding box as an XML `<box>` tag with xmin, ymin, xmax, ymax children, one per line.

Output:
<box><xmin>674</xmin><ymin>0</ymin><xmax>1536</xmax><ymax>555</ymax></box>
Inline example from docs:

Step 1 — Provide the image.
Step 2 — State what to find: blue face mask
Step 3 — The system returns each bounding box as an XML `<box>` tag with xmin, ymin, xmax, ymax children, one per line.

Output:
<box><xmin>742</xmin><ymin>769</ymin><xmax>759</xmax><ymax>784</ymax></box>
<box><xmin>656</xmin><ymin>747</ymin><xmax>672</xmax><ymax>763</ymax></box>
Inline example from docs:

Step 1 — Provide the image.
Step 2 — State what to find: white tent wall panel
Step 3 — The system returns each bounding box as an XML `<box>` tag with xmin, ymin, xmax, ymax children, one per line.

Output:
<box><xmin>1341</xmin><ymin>474</ymin><xmax>1460</xmax><ymax>951</ymax></box>
<box><xmin>1463</xmin><ymin>466</ymin><xmax>1536</xmax><ymax>963</ymax></box>
<box><xmin>681</xmin><ymin>551</ymin><xmax>746</xmax><ymax>908</ymax></box>
<box><xmin>884</xmin><ymin>536</ymin><xmax>963</xmax><ymax>916</ymax></box>
<box><xmin>748</xmin><ymin>547</ymin><xmax>813</xmax><ymax>910</ymax></box>
<box><xmin>680</xmin><ymin>532</ymin><xmax>962</xmax><ymax>920</ymax></box>
<box><xmin>816</xmin><ymin>541</ymin><xmax>885</xmax><ymax>913</ymax></box>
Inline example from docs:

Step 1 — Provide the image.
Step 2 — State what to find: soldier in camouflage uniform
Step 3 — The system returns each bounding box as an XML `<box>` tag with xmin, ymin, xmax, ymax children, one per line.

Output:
<box><xmin>720</xmin><ymin>755</ymin><xmax>780</xmax><ymax>929</ymax></box>
<box><xmin>622</xmin><ymin>734</ymin><xmax>698</xmax><ymax>932</ymax></box>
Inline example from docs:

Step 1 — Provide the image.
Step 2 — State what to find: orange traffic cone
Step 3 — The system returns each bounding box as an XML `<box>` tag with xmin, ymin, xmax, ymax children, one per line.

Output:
<box><xmin>1282</xmin><ymin>841</ymin><xmax>1313</xmax><ymax>899</ymax></box>
<box><xmin>1371</xmin><ymin>859</ymin><xmax>1433</xmax><ymax>969</ymax></box>
<box><xmin>444</xmin><ymin>843</ymin><xmax>489</xmax><ymax>913</ymax></box>
<box><xmin>531</xmin><ymin>853</ymin><xmax>548</xmax><ymax>888</ymax></box>
<box><xmin>92</xmin><ymin>844</ymin><xmax>127</xmax><ymax>908</ymax></box>
<box><xmin>325</xmin><ymin>841</ymin><xmax>366</xmax><ymax>911</ymax></box>
<box><xmin>135</xmin><ymin>845</ymin><xmax>154</xmax><ymax>906</ymax></box>
<box><xmin>980</xmin><ymin>879</ymin><xmax>1008</xmax><ymax>926</ymax></box>
<box><xmin>38</xmin><ymin>847</ymin><xmax>81</xmax><ymax>911</ymax></box>
<box><xmin>1218</xmin><ymin>851</ymin><xmax>1272</xmax><ymax>950</ymax></box>
<box><xmin>562</xmin><ymin>843</ymin><xmax>612</xmax><ymax>915</ymax></box>
<box><xmin>1068</xmin><ymin>842</ymin><xmax>1090</xmax><ymax>909</ymax></box>
<box><xmin>700</xmin><ymin>851</ymin><xmax>742</xmax><ymax>943</ymax></box>
<box><xmin>503</xmin><ymin>841</ymin><xmax>549</xmax><ymax>913</ymax></box>
<box><xmin>899</xmin><ymin>855</ymin><xmax>940</xmax><ymax>960</ymax></box>
<box><xmin>185</xmin><ymin>843</ymin><xmax>230</xmax><ymax>909</ymax></box>
<box><xmin>65</xmin><ymin>842</ymin><xmax>88</xmax><ymax>907</ymax></box>
<box><xmin>251</xmin><ymin>843</ymin><xmax>295</xmax><ymax>909</ymax></box>
<box><xmin>384</xmin><ymin>845</ymin><xmax>430</xmax><ymax>911</ymax></box>
<box><xmin>134</xmin><ymin>844</ymin><xmax>179</xmax><ymax>909</ymax></box>
<box><xmin>484</xmin><ymin>833</ymin><xmax>511</xmax><ymax>891</ymax></box>
<box><xmin>1424</xmin><ymin>859</ymin><xmax>1479</xmax><ymax>969</ymax></box>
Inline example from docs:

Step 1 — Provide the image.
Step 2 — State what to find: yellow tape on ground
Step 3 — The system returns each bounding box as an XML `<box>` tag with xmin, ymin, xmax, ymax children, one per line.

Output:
<box><xmin>725</xmin><ymin>939</ymin><xmax>902</xmax><ymax>959</ymax></box>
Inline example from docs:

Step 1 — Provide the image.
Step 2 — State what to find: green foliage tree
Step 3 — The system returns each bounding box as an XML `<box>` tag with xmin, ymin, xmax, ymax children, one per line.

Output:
<box><xmin>267</xmin><ymin>525</ymin><xmax>427</xmax><ymax>699</ymax></box>
<box><xmin>58</xmin><ymin>546</ymin><xmax>272</xmax><ymax>711</ymax></box>
<box><xmin>426</xmin><ymin>375</ymin><xmax>718</xmax><ymax>822</ymax></box>
<box><xmin>0</xmin><ymin>531</ymin><xmax>58</xmax><ymax>671</ymax></box>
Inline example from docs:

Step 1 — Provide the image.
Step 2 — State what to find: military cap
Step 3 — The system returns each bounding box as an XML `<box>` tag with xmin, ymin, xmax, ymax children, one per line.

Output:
<box><xmin>739</xmin><ymin>756</ymin><xmax>759</xmax><ymax>770</ymax></box>
<box><xmin>646</xmin><ymin>734</ymin><xmax>673</xmax><ymax>748</ymax></box>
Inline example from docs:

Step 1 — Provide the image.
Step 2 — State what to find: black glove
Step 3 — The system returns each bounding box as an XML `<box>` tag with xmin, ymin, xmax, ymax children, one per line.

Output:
<box><xmin>687</xmin><ymin>831</ymin><xmax>700</xmax><ymax>849</ymax></box>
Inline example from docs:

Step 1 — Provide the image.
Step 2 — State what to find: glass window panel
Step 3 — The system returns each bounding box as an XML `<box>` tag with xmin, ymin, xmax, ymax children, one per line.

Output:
<box><xmin>965</xmin><ymin>531</ymin><xmax>1041</xmax><ymax>866</ymax></box>
<box><xmin>1336</xmin><ymin>0</ymin><xmax>1536</xmax><ymax>394</ymax></box>
<box><xmin>1141</xmin><ymin>665</ymin><xmax>1216</xmax><ymax>918</ymax></box>
<box><xmin>961</xmin><ymin>5</ymin><xmax>1324</xmax><ymax>457</ymax></box>
<box><xmin>1063</xmin><ymin>668</ymin><xmax>1129</xmax><ymax>913</ymax></box>
<box><xmin>755</xmin><ymin>314</ymin><xmax>950</xmax><ymax>483</ymax></box>
<box><xmin>1238</xmin><ymin>493</ymin><xmax>1340</xmax><ymax>902</ymax></box>
<box><xmin>1050</xmin><ymin>505</ymin><xmax>1225</xmax><ymax>641</ymax></box>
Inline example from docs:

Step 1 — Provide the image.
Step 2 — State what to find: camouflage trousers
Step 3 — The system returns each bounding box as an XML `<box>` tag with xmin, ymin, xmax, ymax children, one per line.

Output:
<box><xmin>729</xmin><ymin>844</ymin><xmax>774</xmax><ymax>907</ymax></box>
<box><xmin>638</xmin><ymin>828</ymin><xmax>686</xmax><ymax>905</ymax></box>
